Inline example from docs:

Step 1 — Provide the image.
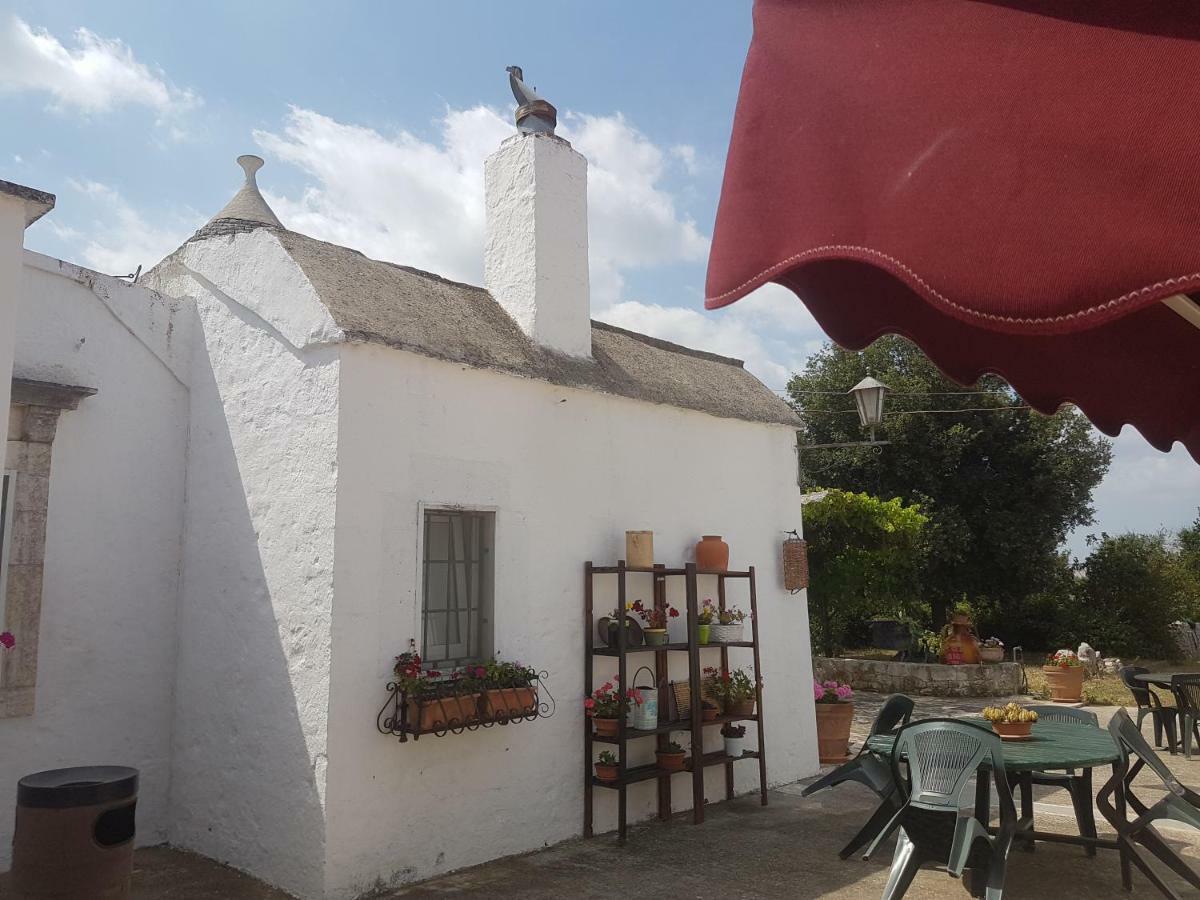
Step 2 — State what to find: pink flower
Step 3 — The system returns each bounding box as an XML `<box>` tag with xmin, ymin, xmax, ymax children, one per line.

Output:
<box><xmin>813</xmin><ymin>679</ymin><xmax>824</xmax><ymax>702</ymax></box>
<box><xmin>822</xmin><ymin>680</ymin><xmax>838</xmax><ymax>690</ymax></box>
<box><xmin>836</xmin><ymin>684</ymin><xmax>854</xmax><ymax>701</ymax></box>
<box><xmin>0</xmin><ymin>632</ymin><xmax>13</xmax><ymax>650</ymax></box>
<box><xmin>583</xmin><ymin>698</ymin><xmax>596</xmax><ymax>709</ymax></box>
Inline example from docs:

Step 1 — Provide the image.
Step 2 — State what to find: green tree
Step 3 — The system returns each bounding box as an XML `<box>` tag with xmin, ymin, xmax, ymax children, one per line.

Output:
<box><xmin>1080</xmin><ymin>532</ymin><xmax>1193</xmax><ymax>658</ymax></box>
<box><xmin>789</xmin><ymin>336</ymin><xmax>1111</xmax><ymax>629</ymax></box>
<box><xmin>804</xmin><ymin>489</ymin><xmax>927</xmax><ymax>656</ymax></box>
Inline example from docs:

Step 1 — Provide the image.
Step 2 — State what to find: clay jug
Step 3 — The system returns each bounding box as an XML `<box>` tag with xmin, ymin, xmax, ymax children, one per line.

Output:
<box><xmin>695</xmin><ymin>535</ymin><xmax>730</xmax><ymax>572</ymax></box>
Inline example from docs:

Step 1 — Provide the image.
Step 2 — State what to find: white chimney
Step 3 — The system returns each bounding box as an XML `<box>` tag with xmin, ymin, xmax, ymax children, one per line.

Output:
<box><xmin>484</xmin><ymin>68</ymin><xmax>591</xmax><ymax>358</ymax></box>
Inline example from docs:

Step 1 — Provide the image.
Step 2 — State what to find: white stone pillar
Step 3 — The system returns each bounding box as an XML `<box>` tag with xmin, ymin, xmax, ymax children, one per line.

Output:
<box><xmin>484</xmin><ymin>133</ymin><xmax>592</xmax><ymax>358</ymax></box>
<box><xmin>0</xmin><ymin>182</ymin><xmax>55</xmax><ymax>416</ymax></box>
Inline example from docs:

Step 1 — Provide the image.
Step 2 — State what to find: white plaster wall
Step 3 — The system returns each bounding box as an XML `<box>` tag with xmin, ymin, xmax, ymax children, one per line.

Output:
<box><xmin>0</xmin><ymin>253</ymin><xmax>190</xmax><ymax>867</ymax></box>
<box><xmin>484</xmin><ymin>134</ymin><xmax>592</xmax><ymax>358</ymax></box>
<box><xmin>324</xmin><ymin>344</ymin><xmax>815</xmax><ymax>898</ymax></box>
<box><xmin>146</xmin><ymin>243</ymin><xmax>339</xmax><ymax>899</ymax></box>
<box><xmin>0</xmin><ymin>197</ymin><xmax>24</xmax><ymax>423</ymax></box>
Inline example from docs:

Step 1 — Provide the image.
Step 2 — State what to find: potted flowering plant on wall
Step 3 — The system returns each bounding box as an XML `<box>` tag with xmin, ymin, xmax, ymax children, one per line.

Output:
<box><xmin>1043</xmin><ymin>649</ymin><xmax>1085</xmax><ymax>702</ymax></box>
<box><xmin>585</xmin><ymin>677</ymin><xmax>639</xmax><ymax>737</ymax></box>
<box><xmin>697</xmin><ymin>599</ymin><xmax>716</xmax><ymax>644</ymax></box>
<box><xmin>595</xmin><ymin>750</ymin><xmax>619</xmax><ymax>782</ymax></box>
<box><xmin>631</xmin><ymin>599</ymin><xmax>679</xmax><ymax>646</ymax></box>
<box><xmin>656</xmin><ymin>740</ymin><xmax>687</xmax><ymax>772</ymax></box>
<box><xmin>598</xmin><ymin>601</ymin><xmax>644</xmax><ymax>648</ymax></box>
<box><xmin>393</xmin><ymin>649</ymin><xmax>481</xmax><ymax>731</ymax></box>
<box><xmin>710</xmin><ymin>605</ymin><xmax>748</xmax><ymax>643</ymax></box>
<box><xmin>704</xmin><ymin>666</ymin><xmax>759</xmax><ymax>716</ymax></box>
<box><xmin>813</xmin><ymin>678</ymin><xmax>854</xmax><ymax>764</ymax></box>
<box><xmin>481</xmin><ymin>657</ymin><xmax>538</xmax><ymax>719</ymax></box>
<box><xmin>721</xmin><ymin>723</ymin><xmax>747</xmax><ymax>758</ymax></box>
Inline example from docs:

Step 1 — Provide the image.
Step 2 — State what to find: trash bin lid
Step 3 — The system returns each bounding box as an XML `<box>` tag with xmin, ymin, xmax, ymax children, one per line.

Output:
<box><xmin>18</xmin><ymin>766</ymin><xmax>139</xmax><ymax>809</ymax></box>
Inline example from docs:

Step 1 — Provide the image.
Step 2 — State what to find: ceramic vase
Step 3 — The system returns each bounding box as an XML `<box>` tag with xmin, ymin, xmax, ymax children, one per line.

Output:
<box><xmin>626</xmin><ymin>530</ymin><xmax>654</xmax><ymax>568</ymax></box>
<box><xmin>696</xmin><ymin>535</ymin><xmax>730</xmax><ymax>572</ymax></box>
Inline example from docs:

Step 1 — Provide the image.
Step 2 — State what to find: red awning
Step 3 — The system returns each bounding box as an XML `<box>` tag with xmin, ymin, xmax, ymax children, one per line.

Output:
<box><xmin>706</xmin><ymin>0</ymin><xmax>1200</xmax><ymax>461</ymax></box>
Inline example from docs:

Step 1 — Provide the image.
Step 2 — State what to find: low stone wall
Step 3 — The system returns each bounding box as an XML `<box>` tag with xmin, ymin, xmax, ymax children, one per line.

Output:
<box><xmin>814</xmin><ymin>656</ymin><xmax>1024</xmax><ymax>698</ymax></box>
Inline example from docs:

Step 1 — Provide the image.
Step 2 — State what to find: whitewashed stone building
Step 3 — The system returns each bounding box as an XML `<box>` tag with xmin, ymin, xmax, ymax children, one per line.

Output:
<box><xmin>0</xmin><ymin>85</ymin><xmax>815</xmax><ymax>898</ymax></box>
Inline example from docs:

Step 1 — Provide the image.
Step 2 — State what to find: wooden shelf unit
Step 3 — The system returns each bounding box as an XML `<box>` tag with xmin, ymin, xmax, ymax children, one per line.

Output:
<box><xmin>583</xmin><ymin>560</ymin><xmax>768</xmax><ymax>843</ymax></box>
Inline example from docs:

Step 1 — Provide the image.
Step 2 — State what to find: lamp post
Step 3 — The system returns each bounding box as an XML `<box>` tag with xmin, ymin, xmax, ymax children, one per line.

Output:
<box><xmin>795</xmin><ymin>376</ymin><xmax>891</xmax><ymax>485</ymax></box>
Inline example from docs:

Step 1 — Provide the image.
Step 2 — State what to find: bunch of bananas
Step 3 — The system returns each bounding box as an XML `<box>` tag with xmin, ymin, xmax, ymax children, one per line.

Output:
<box><xmin>982</xmin><ymin>702</ymin><xmax>1039</xmax><ymax>724</ymax></box>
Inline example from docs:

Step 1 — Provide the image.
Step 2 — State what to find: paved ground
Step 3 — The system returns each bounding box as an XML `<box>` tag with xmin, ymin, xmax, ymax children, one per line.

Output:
<box><xmin>5</xmin><ymin>694</ymin><xmax>1198</xmax><ymax>899</ymax></box>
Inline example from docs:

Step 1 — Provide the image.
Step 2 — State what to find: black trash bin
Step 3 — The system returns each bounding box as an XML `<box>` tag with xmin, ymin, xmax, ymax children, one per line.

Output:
<box><xmin>11</xmin><ymin>766</ymin><xmax>138</xmax><ymax>899</ymax></box>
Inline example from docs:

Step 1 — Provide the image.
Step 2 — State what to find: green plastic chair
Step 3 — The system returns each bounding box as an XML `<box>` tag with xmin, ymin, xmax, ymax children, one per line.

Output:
<box><xmin>1120</xmin><ymin>665</ymin><xmax>1177</xmax><ymax>750</ymax></box>
<box><xmin>1169</xmin><ymin>675</ymin><xmax>1200</xmax><ymax>759</ymax></box>
<box><xmin>863</xmin><ymin>718</ymin><xmax>1016</xmax><ymax>900</ymax></box>
<box><xmin>1097</xmin><ymin>708</ymin><xmax>1200</xmax><ymax>897</ymax></box>
<box><xmin>801</xmin><ymin>694</ymin><xmax>914</xmax><ymax>859</ymax></box>
<box><xmin>1011</xmin><ymin>705</ymin><xmax>1099</xmax><ymax>856</ymax></box>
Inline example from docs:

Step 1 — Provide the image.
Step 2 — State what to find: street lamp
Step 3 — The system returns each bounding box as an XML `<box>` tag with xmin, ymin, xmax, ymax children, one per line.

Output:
<box><xmin>795</xmin><ymin>375</ymin><xmax>890</xmax><ymax>485</ymax></box>
<box><xmin>850</xmin><ymin>376</ymin><xmax>889</xmax><ymax>440</ymax></box>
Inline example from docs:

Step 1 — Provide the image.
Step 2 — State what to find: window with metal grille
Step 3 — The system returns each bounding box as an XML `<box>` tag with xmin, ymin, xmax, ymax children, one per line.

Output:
<box><xmin>421</xmin><ymin>509</ymin><xmax>494</xmax><ymax>669</ymax></box>
<box><xmin>0</xmin><ymin>471</ymin><xmax>13</xmax><ymax>630</ymax></box>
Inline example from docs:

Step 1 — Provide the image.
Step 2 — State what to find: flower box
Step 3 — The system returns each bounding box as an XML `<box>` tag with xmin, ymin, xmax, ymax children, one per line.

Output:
<box><xmin>483</xmin><ymin>687</ymin><xmax>538</xmax><ymax>720</ymax></box>
<box><xmin>407</xmin><ymin>693</ymin><xmax>481</xmax><ymax>731</ymax></box>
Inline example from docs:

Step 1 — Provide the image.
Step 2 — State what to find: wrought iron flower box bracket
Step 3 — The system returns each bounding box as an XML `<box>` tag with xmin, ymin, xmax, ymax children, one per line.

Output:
<box><xmin>377</xmin><ymin>671</ymin><xmax>555</xmax><ymax>742</ymax></box>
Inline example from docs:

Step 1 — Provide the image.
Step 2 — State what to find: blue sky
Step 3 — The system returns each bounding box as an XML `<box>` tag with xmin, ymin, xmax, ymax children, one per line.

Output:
<box><xmin>1</xmin><ymin>2</ymin><xmax>1196</xmax><ymax>556</ymax></box>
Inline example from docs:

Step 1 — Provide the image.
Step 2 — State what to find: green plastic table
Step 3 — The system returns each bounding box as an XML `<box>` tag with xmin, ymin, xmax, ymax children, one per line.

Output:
<box><xmin>866</xmin><ymin>719</ymin><xmax>1121</xmax><ymax>855</ymax></box>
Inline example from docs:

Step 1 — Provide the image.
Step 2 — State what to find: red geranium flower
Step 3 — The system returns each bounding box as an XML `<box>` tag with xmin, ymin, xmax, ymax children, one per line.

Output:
<box><xmin>0</xmin><ymin>632</ymin><xmax>14</xmax><ymax>650</ymax></box>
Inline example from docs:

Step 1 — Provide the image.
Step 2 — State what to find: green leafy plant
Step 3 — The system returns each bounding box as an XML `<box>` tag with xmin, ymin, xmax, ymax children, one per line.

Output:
<box><xmin>597</xmin><ymin>750</ymin><xmax>617</xmax><ymax>766</ymax></box>
<box><xmin>698</xmin><ymin>599</ymin><xmax>717</xmax><ymax>625</ymax></box>
<box><xmin>659</xmin><ymin>741</ymin><xmax>685</xmax><ymax>754</ymax></box>
<box><xmin>721</xmin><ymin>723</ymin><xmax>746</xmax><ymax>738</ymax></box>
<box><xmin>704</xmin><ymin>666</ymin><xmax>757</xmax><ymax>705</ymax></box>
<box><xmin>482</xmin><ymin>657</ymin><xmax>536</xmax><ymax>689</ymax></box>
<box><xmin>717</xmin><ymin>605</ymin><xmax>748</xmax><ymax>625</ymax></box>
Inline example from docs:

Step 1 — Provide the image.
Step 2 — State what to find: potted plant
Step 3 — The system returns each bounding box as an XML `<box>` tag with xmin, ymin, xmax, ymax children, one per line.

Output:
<box><xmin>940</xmin><ymin>600</ymin><xmax>981</xmax><ymax>664</ymax></box>
<box><xmin>697</xmin><ymin>599</ymin><xmax>716</xmax><ymax>644</ymax></box>
<box><xmin>701</xmin><ymin>698</ymin><xmax>720</xmax><ymax>722</ymax></box>
<box><xmin>917</xmin><ymin>629</ymin><xmax>943</xmax><ymax>664</ymax></box>
<box><xmin>982</xmin><ymin>703</ymin><xmax>1039</xmax><ymax>740</ymax></box>
<box><xmin>704</xmin><ymin>666</ymin><xmax>759</xmax><ymax>716</ymax></box>
<box><xmin>595</xmin><ymin>750</ymin><xmax>619</xmax><ymax>782</ymax></box>
<box><xmin>710</xmin><ymin>604</ymin><xmax>748</xmax><ymax>643</ymax></box>
<box><xmin>813</xmin><ymin>678</ymin><xmax>854</xmax><ymax>763</ymax></box>
<box><xmin>656</xmin><ymin>740</ymin><xmax>687</xmax><ymax>772</ymax></box>
<box><xmin>1043</xmin><ymin>649</ymin><xmax>1086</xmax><ymax>702</ymax></box>
<box><xmin>480</xmin><ymin>658</ymin><xmax>539</xmax><ymax>719</ymax></box>
<box><xmin>722</xmin><ymin>723</ymin><xmax>747</xmax><ymax>758</ymax></box>
<box><xmin>631</xmin><ymin>598</ymin><xmax>679</xmax><ymax>646</ymax></box>
<box><xmin>597</xmin><ymin>602</ymin><xmax>643</xmax><ymax>648</ymax></box>
<box><xmin>980</xmin><ymin>637</ymin><xmax>1005</xmax><ymax>664</ymax></box>
<box><xmin>585</xmin><ymin>677</ymin><xmax>638</xmax><ymax>736</ymax></box>
<box><xmin>393</xmin><ymin>650</ymin><xmax>480</xmax><ymax>731</ymax></box>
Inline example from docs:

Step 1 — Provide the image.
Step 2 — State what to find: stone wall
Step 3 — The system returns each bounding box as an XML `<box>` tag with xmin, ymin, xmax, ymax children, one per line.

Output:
<box><xmin>814</xmin><ymin>656</ymin><xmax>1023</xmax><ymax>698</ymax></box>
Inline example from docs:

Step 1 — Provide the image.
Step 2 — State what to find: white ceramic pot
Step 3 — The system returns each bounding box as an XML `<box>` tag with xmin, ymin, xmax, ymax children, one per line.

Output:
<box><xmin>710</xmin><ymin>623</ymin><xmax>744</xmax><ymax>643</ymax></box>
<box><xmin>724</xmin><ymin>736</ymin><xmax>746</xmax><ymax>758</ymax></box>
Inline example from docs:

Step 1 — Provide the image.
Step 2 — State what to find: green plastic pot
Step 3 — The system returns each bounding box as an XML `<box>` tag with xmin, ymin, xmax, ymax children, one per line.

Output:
<box><xmin>698</xmin><ymin>623</ymin><xmax>711</xmax><ymax>644</ymax></box>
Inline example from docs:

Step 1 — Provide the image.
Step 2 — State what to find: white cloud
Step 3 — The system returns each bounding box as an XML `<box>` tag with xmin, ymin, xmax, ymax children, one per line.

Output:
<box><xmin>64</xmin><ymin>179</ymin><xmax>197</xmax><ymax>275</ymax></box>
<box><xmin>670</xmin><ymin>144</ymin><xmax>701</xmax><ymax>176</ymax></box>
<box><xmin>0</xmin><ymin>15</ymin><xmax>199</xmax><ymax>134</ymax></box>
<box><xmin>254</xmin><ymin>105</ymin><xmax>708</xmax><ymax>307</ymax></box>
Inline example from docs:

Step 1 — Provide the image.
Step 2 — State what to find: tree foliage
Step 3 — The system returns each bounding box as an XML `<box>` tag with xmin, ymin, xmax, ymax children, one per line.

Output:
<box><xmin>789</xmin><ymin>336</ymin><xmax>1112</xmax><ymax>628</ymax></box>
<box><xmin>804</xmin><ymin>489</ymin><xmax>927</xmax><ymax>656</ymax></box>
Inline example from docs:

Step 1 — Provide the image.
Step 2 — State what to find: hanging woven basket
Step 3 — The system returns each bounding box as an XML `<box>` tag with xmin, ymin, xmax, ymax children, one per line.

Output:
<box><xmin>783</xmin><ymin>535</ymin><xmax>809</xmax><ymax>592</ymax></box>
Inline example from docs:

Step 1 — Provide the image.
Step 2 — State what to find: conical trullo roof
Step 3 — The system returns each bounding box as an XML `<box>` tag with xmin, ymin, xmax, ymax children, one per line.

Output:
<box><xmin>205</xmin><ymin>155</ymin><xmax>283</xmax><ymax>229</ymax></box>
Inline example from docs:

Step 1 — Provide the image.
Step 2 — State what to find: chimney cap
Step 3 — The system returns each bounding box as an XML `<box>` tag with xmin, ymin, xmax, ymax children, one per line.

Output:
<box><xmin>506</xmin><ymin>66</ymin><xmax>557</xmax><ymax>135</ymax></box>
<box><xmin>202</xmin><ymin>154</ymin><xmax>283</xmax><ymax>230</ymax></box>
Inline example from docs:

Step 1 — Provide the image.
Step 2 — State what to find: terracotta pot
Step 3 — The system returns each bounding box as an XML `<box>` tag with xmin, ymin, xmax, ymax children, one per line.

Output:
<box><xmin>408</xmin><ymin>693</ymin><xmax>481</xmax><ymax>732</ymax></box>
<box><xmin>702</xmin><ymin>704</ymin><xmax>720</xmax><ymax>722</ymax></box>
<box><xmin>643</xmin><ymin>628</ymin><xmax>668</xmax><ymax>646</ymax></box>
<box><xmin>696</xmin><ymin>535</ymin><xmax>730</xmax><ymax>572</ymax></box>
<box><xmin>657</xmin><ymin>751</ymin><xmax>687</xmax><ymax>772</ymax></box>
<box><xmin>595</xmin><ymin>763</ymin><xmax>619</xmax><ymax>782</ymax></box>
<box><xmin>815</xmin><ymin>701</ymin><xmax>854</xmax><ymax>763</ymax></box>
<box><xmin>1043</xmin><ymin>664</ymin><xmax>1085</xmax><ymax>702</ymax></box>
<box><xmin>593</xmin><ymin>717</ymin><xmax>620</xmax><ymax>737</ymax></box>
<box><xmin>626</xmin><ymin>530</ymin><xmax>654</xmax><ymax>568</ymax></box>
<box><xmin>991</xmin><ymin>721</ymin><xmax>1033</xmax><ymax>739</ymax></box>
<box><xmin>484</xmin><ymin>687</ymin><xmax>537</xmax><ymax>720</ymax></box>
<box><xmin>728</xmin><ymin>698</ymin><xmax>756</xmax><ymax>717</ymax></box>
<box><xmin>980</xmin><ymin>646</ymin><xmax>1005</xmax><ymax>664</ymax></box>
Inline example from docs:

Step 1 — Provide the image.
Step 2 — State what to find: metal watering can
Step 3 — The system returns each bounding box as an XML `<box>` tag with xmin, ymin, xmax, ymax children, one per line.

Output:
<box><xmin>626</xmin><ymin>666</ymin><xmax>658</xmax><ymax>731</ymax></box>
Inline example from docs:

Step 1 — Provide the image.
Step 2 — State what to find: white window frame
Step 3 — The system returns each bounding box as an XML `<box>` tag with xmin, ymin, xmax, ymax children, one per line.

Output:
<box><xmin>413</xmin><ymin>503</ymin><xmax>497</xmax><ymax>670</ymax></box>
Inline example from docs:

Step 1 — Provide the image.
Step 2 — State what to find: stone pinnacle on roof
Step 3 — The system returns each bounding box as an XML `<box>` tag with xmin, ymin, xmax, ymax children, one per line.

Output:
<box><xmin>205</xmin><ymin>154</ymin><xmax>283</xmax><ymax>229</ymax></box>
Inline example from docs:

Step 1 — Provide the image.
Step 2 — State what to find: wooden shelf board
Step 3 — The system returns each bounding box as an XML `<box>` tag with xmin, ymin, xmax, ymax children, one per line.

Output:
<box><xmin>689</xmin><ymin>749</ymin><xmax>762</xmax><ymax>770</ymax></box>
<box><xmin>587</xmin><ymin>565</ymin><xmax>752</xmax><ymax>578</ymax></box>
<box><xmin>593</xmin><ymin>640</ymin><xmax>755</xmax><ymax>656</ymax></box>
<box><xmin>591</xmin><ymin>713</ymin><xmax>759</xmax><ymax>744</ymax></box>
